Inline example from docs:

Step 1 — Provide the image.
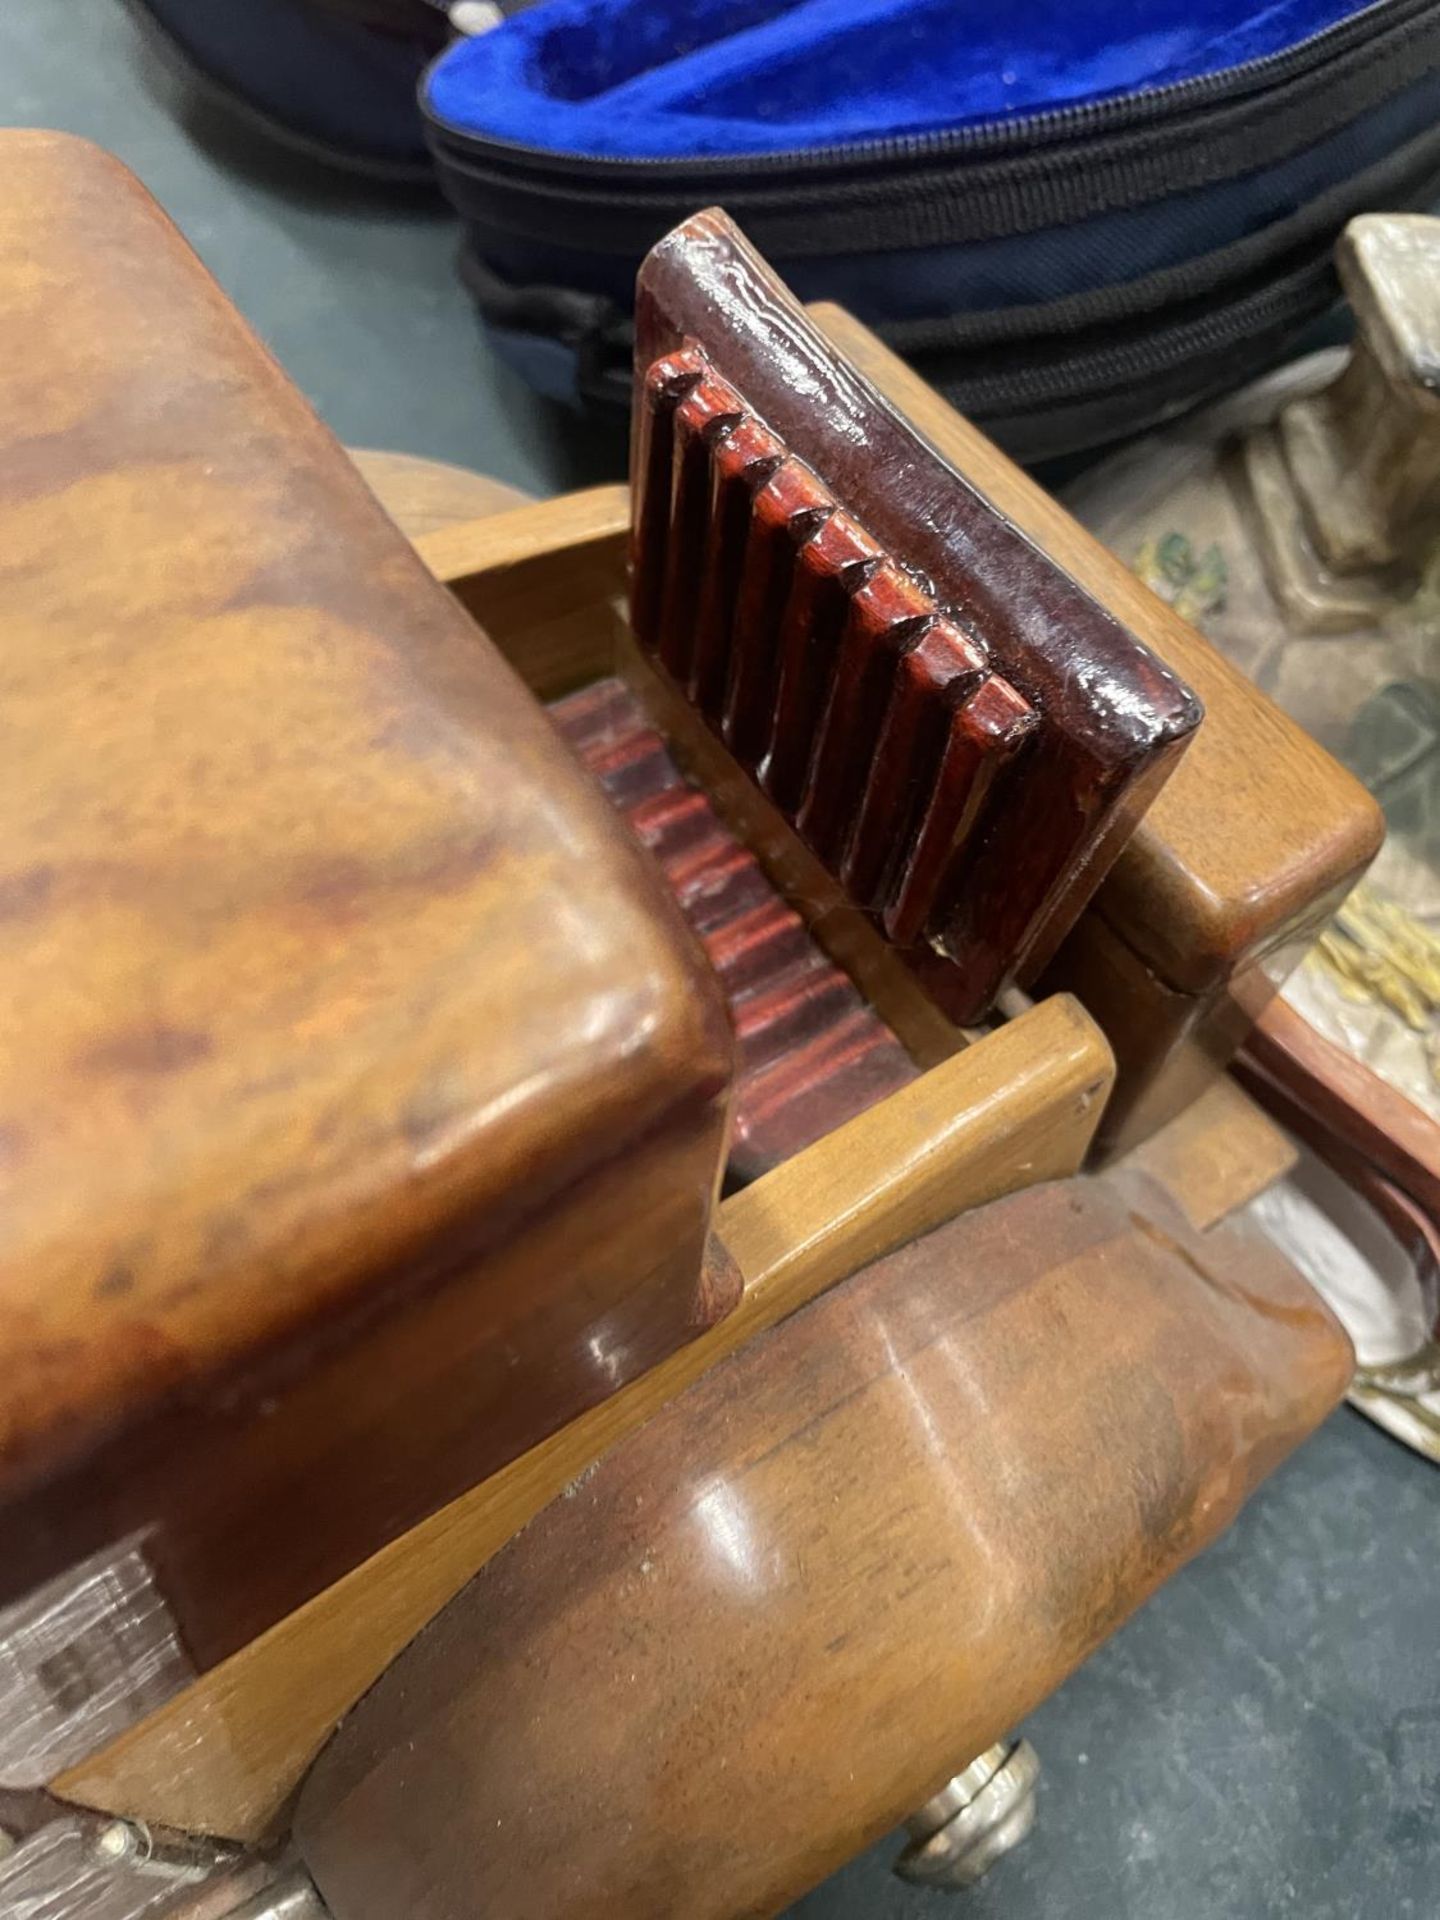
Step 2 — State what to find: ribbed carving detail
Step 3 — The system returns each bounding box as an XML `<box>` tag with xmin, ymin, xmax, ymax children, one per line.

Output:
<box><xmin>631</xmin><ymin>346</ymin><xmax>1038</xmax><ymax>955</ymax></box>
<box><xmin>550</xmin><ymin>676</ymin><xmax>917</xmax><ymax>1182</ymax></box>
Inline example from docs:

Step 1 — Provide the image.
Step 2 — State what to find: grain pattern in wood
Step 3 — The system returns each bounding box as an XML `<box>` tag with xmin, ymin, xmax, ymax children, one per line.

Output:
<box><xmin>347</xmin><ymin>448</ymin><xmax>530</xmax><ymax>539</ymax></box>
<box><xmin>412</xmin><ymin>483</ymin><xmax>973</xmax><ymax>1071</ymax></box>
<box><xmin>634</xmin><ymin>216</ymin><xmax>1202</xmax><ymax>1020</ymax></box>
<box><xmin>53</xmin><ymin>997</ymin><xmax>1113</xmax><ymax>1840</ymax></box>
<box><xmin>412</xmin><ymin>478</ymin><xmax>978</xmax><ymax>1069</ymax></box>
<box><xmin>413</xmin><ymin>486</ymin><xmax>630</xmax><ymax>699</ymax></box>
<box><xmin>1042</xmin><ymin>905</ymin><xmax>1284</xmax><ymax>1159</ymax></box>
<box><xmin>296</xmin><ymin>1167</ymin><xmax>1352</xmax><ymax>1920</ymax></box>
<box><xmin>409</xmin><ymin>312</ymin><xmax>1380</xmax><ymax>1153</ymax></box>
<box><xmin>812</xmin><ymin>304</ymin><xmax>1385</xmax><ymax>997</ymax></box>
<box><xmin>630</xmin><ymin>345</ymin><xmax>1039</xmax><ymax>960</ymax></box>
<box><xmin>550</xmin><ymin>677</ymin><xmax>918</xmax><ymax>1180</ymax></box>
<box><xmin>0</xmin><ymin>135</ymin><xmax>732</xmax><ymax>1672</ymax></box>
<box><xmin>414</xmin><ymin>493</ymin><xmax>948</xmax><ymax>1151</ymax></box>
<box><xmin>618</xmin><ymin>627</ymin><xmax>974</xmax><ymax>1069</ymax></box>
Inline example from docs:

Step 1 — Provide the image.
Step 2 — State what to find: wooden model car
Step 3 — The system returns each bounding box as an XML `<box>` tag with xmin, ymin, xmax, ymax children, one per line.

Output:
<box><xmin>0</xmin><ymin>134</ymin><xmax>1379</xmax><ymax>1917</ymax></box>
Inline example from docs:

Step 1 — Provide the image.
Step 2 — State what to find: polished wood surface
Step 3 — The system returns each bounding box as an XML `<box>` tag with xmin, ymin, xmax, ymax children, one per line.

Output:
<box><xmin>634</xmin><ymin>215</ymin><xmax>1202</xmax><ymax>1022</ymax></box>
<box><xmin>1240</xmin><ymin>995</ymin><xmax>1440</xmax><ymax>1219</ymax></box>
<box><xmin>1042</xmin><ymin>903</ymin><xmax>1289</xmax><ymax>1157</ymax></box>
<box><xmin>814</xmin><ymin>304</ymin><xmax>1385</xmax><ymax>1144</ymax></box>
<box><xmin>414</xmin><ymin>485</ymin><xmax>974</xmax><ymax>1070</ymax></box>
<box><xmin>631</xmin><ymin>344</ymin><xmax>1038</xmax><ymax>962</ymax></box>
<box><xmin>25</xmin><ymin>194</ymin><xmax>1361</xmax><ymax>1850</ymax></box>
<box><xmin>619</xmin><ymin>625</ymin><xmax>975</xmax><ymax>1070</ymax></box>
<box><xmin>813</xmin><ymin>305</ymin><xmax>1384</xmax><ymax>995</ymax></box>
<box><xmin>347</xmin><ymin>448</ymin><xmax>530</xmax><ymax>539</ymax></box>
<box><xmin>412</xmin><ymin>330</ymin><xmax>1380</xmax><ymax>1152</ymax></box>
<box><xmin>297</xmin><ymin>1166</ymin><xmax>1352</xmax><ymax>1920</ymax></box>
<box><xmin>54</xmin><ymin>997</ymin><xmax>1112</xmax><ymax>1839</ymax></box>
<box><xmin>0</xmin><ymin>135</ymin><xmax>733</xmax><ymax>1666</ymax></box>
<box><xmin>409</xmin><ymin>306</ymin><xmax>1380</xmax><ymax>1150</ymax></box>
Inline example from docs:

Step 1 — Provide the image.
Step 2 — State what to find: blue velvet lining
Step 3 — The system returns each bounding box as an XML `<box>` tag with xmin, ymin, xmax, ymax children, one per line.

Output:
<box><xmin>426</xmin><ymin>0</ymin><xmax>1374</xmax><ymax>160</ymax></box>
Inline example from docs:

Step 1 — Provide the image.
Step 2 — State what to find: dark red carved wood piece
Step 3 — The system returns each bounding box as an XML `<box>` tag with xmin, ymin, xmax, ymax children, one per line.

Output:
<box><xmin>549</xmin><ymin>677</ymin><xmax>918</xmax><ymax>1181</ymax></box>
<box><xmin>798</xmin><ymin>558</ymin><xmax>932</xmax><ymax>872</ymax></box>
<box><xmin>884</xmin><ymin>659</ymin><xmax>1038</xmax><ymax>951</ymax></box>
<box><xmin>725</xmin><ymin>457</ymin><xmax>834</xmax><ymax>767</ymax></box>
<box><xmin>764</xmin><ymin>505</ymin><xmax>885</xmax><ymax>816</ymax></box>
<box><xmin>632</xmin><ymin>343</ymin><xmax>1041</xmax><ymax>985</ymax></box>
<box><xmin>841</xmin><ymin>614</ymin><xmax>984</xmax><ymax>912</ymax></box>
<box><xmin>630</xmin><ymin>211</ymin><xmax>1203</xmax><ymax>1022</ymax></box>
<box><xmin>693</xmin><ymin>412</ymin><xmax>785</xmax><ymax>723</ymax></box>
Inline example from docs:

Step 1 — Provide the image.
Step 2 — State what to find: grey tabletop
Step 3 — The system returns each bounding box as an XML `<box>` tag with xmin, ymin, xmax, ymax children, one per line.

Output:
<box><xmin>4</xmin><ymin>5</ymin><xmax>1437</xmax><ymax>1915</ymax></box>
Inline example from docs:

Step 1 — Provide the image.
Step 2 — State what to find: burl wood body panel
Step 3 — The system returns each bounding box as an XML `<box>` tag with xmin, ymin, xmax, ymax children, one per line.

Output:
<box><xmin>298</xmin><ymin>1170</ymin><xmax>1351</xmax><ymax>1920</ymax></box>
<box><xmin>633</xmin><ymin>213</ymin><xmax>1202</xmax><ymax>1022</ymax></box>
<box><xmin>0</xmin><ymin>134</ymin><xmax>734</xmax><ymax>1667</ymax></box>
<box><xmin>807</xmin><ymin>308</ymin><xmax>1386</xmax><ymax>1149</ymax></box>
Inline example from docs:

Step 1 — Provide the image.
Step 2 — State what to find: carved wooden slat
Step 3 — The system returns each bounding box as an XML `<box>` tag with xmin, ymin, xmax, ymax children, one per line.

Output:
<box><xmin>796</xmin><ymin>559</ymin><xmax>932</xmax><ymax>868</ymax></box>
<box><xmin>693</xmin><ymin>413</ymin><xmax>784</xmax><ymax>723</ymax></box>
<box><xmin>549</xmin><ymin>678</ymin><xmax>917</xmax><ymax>1181</ymax></box>
<box><xmin>725</xmin><ymin>458</ymin><xmax>834</xmax><ymax>765</ymax></box>
<box><xmin>882</xmin><ymin>650</ymin><xmax>1037</xmax><ymax>949</ymax></box>
<box><xmin>761</xmin><ymin>507</ymin><xmax>878</xmax><ymax>810</ymax></box>
<box><xmin>839</xmin><ymin>610</ymin><xmax>985</xmax><ymax>907</ymax></box>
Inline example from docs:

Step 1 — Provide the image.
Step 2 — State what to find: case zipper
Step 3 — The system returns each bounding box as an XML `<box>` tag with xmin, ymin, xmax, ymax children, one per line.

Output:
<box><xmin>426</xmin><ymin>0</ymin><xmax>1440</xmax><ymax>259</ymax></box>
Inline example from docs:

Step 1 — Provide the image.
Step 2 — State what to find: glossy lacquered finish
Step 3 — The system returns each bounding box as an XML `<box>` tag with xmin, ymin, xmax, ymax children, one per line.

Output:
<box><xmin>0</xmin><ymin>134</ymin><xmax>734</xmax><ymax>1667</ymax></box>
<box><xmin>32</xmin><ymin>237</ymin><xmax>1361</xmax><ymax>1858</ymax></box>
<box><xmin>297</xmin><ymin>1167</ymin><xmax>1351</xmax><ymax>1920</ymax></box>
<box><xmin>632</xmin><ymin>347</ymin><xmax>1037</xmax><ymax>964</ymax></box>
<box><xmin>631</xmin><ymin>213</ymin><xmax>1202</xmax><ymax>1021</ymax></box>
<box><xmin>819</xmin><ymin>308</ymin><xmax>1383</xmax><ymax>995</ymax></box>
